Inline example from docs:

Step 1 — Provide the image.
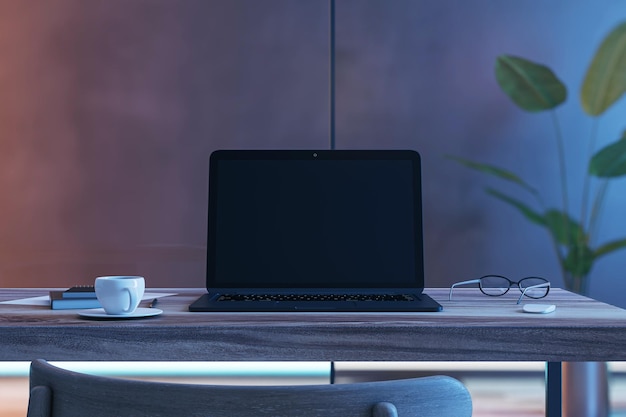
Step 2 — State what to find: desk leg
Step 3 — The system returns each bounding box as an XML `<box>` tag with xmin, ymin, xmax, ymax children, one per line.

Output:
<box><xmin>562</xmin><ymin>362</ymin><xmax>609</xmax><ymax>417</ymax></box>
<box><xmin>546</xmin><ymin>362</ymin><xmax>562</xmax><ymax>417</ymax></box>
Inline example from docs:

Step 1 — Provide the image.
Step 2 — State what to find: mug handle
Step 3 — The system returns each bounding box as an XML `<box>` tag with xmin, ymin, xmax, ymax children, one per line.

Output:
<box><xmin>123</xmin><ymin>288</ymin><xmax>138</xmax><ymax>313</ymax></box>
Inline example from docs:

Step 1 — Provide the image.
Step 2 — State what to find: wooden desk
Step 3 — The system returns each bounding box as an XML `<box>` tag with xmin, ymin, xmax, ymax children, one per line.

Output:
<box><xmin>2</xmin><ymin>288</ymin><xmax>625</xmax><ymax>417</ymax></box>
<box><xmin>1</xmin><ymin>287</ymin><xmax>625</xmax><ymax>362</ymax></box>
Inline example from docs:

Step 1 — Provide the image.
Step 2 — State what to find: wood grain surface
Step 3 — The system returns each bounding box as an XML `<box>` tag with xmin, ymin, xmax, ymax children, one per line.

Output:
<box><xmin>2</xmin><ymin>288</ymin><xmax>625</xmax><ymax>361</ymax></box>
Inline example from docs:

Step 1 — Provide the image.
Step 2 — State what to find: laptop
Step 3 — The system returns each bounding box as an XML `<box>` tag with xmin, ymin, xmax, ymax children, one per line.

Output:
<box><xmin>189</xmin><ymin>149</ymin><xmax>442</xmax><ymax>312</ymax></box>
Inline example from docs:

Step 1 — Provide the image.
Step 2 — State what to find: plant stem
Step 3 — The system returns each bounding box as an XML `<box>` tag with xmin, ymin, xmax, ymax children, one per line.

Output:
<box><xmin>550</xmin><ymin>111</ymin><xmax>569</xmax><ymax>231</ymax></box>
<box><xmin>548</xmin><ymin>228</ymin><xmax>569</xmax><ymax>288</ymax></box>
<box><xmin>589</xmin><ymin>180</ymin><xmax>610</xmax><ymax>245</ymax></box>
<box><xmin>583</xmin><ymin>118</ymin><xmax>608</xmax><ymax>248</ymax></box>
<box><xmin>549</xmin><ymin>111</ymin><xmax>573</xmax><ymax>289</ymax></box>
<box><xmin>581</xmin><ymin>118</ymin><xmax>599</xmax><ymax>235</ymax></box>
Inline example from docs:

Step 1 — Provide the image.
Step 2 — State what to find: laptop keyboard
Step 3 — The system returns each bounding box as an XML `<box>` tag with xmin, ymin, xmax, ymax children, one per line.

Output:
<box><xmin>216</xmin><ymin>294</ymin><xmax>416</xmax><ymax>302</ymax></box>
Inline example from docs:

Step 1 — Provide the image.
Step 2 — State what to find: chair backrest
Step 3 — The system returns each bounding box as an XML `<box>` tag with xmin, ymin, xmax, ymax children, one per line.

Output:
<box><xmin>27</xmin><ymin>359</ymin><xmax>472</xmax><ymax>417</ymax></box>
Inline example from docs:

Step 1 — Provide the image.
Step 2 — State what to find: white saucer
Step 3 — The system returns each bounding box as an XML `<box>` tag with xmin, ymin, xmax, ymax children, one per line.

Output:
<box><xmin>78</xmin><ymin>307</ymin><xmax>163</xmax><ymax>319</ymax></box>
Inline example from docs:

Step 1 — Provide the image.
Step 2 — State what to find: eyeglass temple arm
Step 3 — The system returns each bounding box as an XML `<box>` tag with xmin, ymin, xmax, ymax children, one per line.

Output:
<box><xmin>517</xmin><ymin>282</ymin><xmax>551</xmax><ymax>304</ymax></box>
<box><xmin>449</xmin><ymin>279</ymin><xmax>482</xmax><ymax>301</ymax></box>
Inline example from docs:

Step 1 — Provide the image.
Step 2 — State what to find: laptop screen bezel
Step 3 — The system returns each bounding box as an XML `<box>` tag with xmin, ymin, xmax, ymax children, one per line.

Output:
<box><xmin>206</xmin><ymin>149</ymin><xmax>425</xmax><ymax>292</ymax></box>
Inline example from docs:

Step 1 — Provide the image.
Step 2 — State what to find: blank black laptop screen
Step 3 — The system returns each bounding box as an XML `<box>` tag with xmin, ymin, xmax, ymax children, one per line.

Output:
<box><xmin>207</xmin><ymin>150</ymin><xmax>424</xmax><ymax>289</ymax></box>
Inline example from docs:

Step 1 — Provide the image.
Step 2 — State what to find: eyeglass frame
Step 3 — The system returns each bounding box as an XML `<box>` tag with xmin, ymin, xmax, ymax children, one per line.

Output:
<box><xmin>448</xmin><ymin>275</ymin><xmax>551</xmax><ymax>304</ymax></box>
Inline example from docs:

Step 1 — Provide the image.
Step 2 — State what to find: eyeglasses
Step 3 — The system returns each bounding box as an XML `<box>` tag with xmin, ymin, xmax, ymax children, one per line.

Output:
<box><xmin>449</xmin><ymin>275</ymin><xmax>550</xmax><ymax>304</ymax></box>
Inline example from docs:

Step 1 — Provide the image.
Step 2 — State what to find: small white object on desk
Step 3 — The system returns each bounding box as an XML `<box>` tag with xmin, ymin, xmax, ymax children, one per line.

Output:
<box><xmin>522</xmin><ymin>303</ymin><xmax>556</xmax><ymax>314</ymax></box>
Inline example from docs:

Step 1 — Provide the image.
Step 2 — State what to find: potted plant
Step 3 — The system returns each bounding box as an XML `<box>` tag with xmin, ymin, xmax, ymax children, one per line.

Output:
<box><xmin>452</xmin><ymin>21</ymin><xmax>626</xmax><ymax>295</ymax></box>
<box><xmin>451</xmin><ymin>21</ymin><xmax>626</xmax><ymax>417</ymax></box>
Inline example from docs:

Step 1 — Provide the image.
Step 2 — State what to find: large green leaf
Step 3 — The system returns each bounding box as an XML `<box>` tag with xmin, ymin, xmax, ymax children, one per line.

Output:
<box><xmin>448</xmin><ymin>156</ymin><xmax>538</xmax><ymax>195</ymax></box>
<box><xmin>594</xmin><ymin>238</ymin><xmax>626</xmax><ymax>258</ymax></box>
<box><xmin>588</xmin><ymin>133</ymin><xmax>626</xmax><ymax>177</ymax></box>
<box><xmin>543</xmin><ymin>210</ymin><xmax>585</xmax><ymax>246</ymax></box>
<box><xmin>485</xmin><ymin>188</ymin><xmax>546</xmax><ymax>226</ymax></box>
<box><xmin>495</xmin><ymin>55</ymin><xmax>567</xmax><ymax>112</ymax></box>
<box><xmin>581</xmin><ymin>21</ymin><xmax>626</xmax><ymax>116</ymax></box>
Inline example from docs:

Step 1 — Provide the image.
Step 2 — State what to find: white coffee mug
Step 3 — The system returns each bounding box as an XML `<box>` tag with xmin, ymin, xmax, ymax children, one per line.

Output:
<box><xmin>95</xmin><ymin>276</ymin><xmax>145</xmax><ymax>315</ymax></box>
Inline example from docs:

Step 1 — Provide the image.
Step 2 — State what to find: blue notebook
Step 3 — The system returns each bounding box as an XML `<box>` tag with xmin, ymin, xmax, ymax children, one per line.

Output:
<box><xmin>50</xmin><ymin>291</ymin><xmax>101</xmax><ymax>310</ymax></box>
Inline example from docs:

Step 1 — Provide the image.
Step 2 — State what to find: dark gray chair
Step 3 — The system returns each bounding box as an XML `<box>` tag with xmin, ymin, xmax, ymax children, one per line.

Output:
<box><xmin>27</xmin><ymin>359</ymin><xmax>472</xmax><ymax>417</ymax></box>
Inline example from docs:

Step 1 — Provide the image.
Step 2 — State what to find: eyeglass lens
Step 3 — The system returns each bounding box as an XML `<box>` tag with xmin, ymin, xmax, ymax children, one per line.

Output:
<box><xmin>479</xmin><ymin>275</ymin><xmax>511</xmax><ymax>296</ymax></box>
<box><xmin>479</xmin><ymin>275</ymin><xmax>548</xmax><ymax>299</ymax></box>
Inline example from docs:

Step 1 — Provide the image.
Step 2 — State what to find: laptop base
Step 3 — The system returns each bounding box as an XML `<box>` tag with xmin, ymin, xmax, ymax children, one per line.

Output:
<box><xmin>189</xmin><ymin>293</ymin><xmax>442</xmax><ymax>312</ymax></box>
